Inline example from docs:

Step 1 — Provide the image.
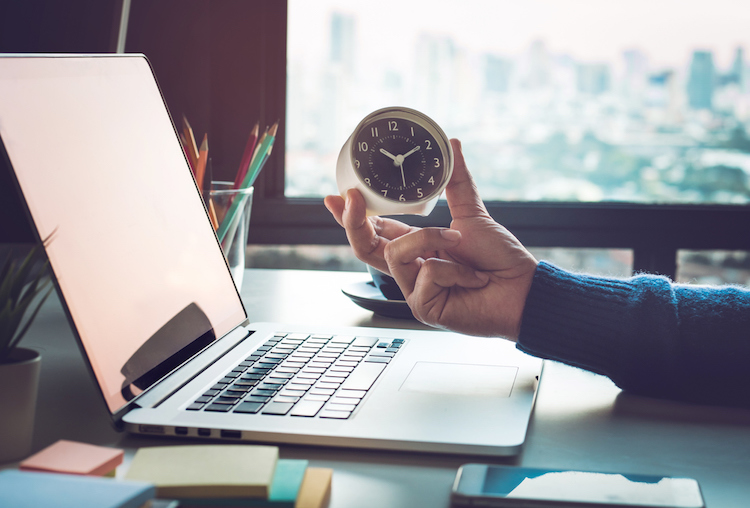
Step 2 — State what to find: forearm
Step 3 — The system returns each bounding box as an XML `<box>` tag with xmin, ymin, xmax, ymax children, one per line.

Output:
<box><xmin>516</xmin><ymin>262</ymin><xmax>750</xmax><ymax>407</ymax></box>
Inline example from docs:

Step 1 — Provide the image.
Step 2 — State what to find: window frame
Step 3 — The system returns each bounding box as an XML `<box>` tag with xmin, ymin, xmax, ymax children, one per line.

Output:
<box><xmin>246</xmin><ymin>1</ymin><xmax>750</xmax><ymax>279</ymax></box>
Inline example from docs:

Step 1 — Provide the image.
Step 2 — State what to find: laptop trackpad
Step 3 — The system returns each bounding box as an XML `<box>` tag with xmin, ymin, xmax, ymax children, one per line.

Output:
<box><xmin>399</xmin><ymin>362</ymin><xmax>518</xmax><ymax>398</ymax></box>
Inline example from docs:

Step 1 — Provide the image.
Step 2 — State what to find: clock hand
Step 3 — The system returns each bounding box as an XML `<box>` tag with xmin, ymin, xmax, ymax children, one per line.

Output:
<box><xmin>379</xmin><ymin>148</ymin><xmax>398</xmax><ymax>161</ymax></box>
<box><xmin>402</xmin><ymin>145</ymin><xmax>421</xmax><ymax>159</ymax></box>
<box><xmin>399</xmin><ymin>161</ymin><xmax>406</xmax><ymax>188</ymax></box>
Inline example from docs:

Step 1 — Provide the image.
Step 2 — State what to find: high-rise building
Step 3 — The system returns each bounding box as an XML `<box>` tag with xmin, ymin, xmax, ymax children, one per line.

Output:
<box><xmin>687</xmin><ymin>50</ymin><xmax>715</xmax><ymax>110</ymax></box>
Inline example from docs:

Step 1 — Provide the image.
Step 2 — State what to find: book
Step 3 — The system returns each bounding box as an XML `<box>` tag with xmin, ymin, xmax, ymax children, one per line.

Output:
<box><xmin>124</xmin><ymin>444</ymin><xmax>278</xmax><ymax>499</ymax></box>
<box><xmin>19</xmin><ymin>439</ymin><xmax>124</xmax><ymax>476</ymax></box>
<box><xmin>296</xmin><ymin>468</ymin><xmax>333</xmax><ymax>508</ymax></box>
<box><xmin>0</xmin><ymin>470</ymin><xmax>155</xmax><ymax>508</ymax></box>
<box><xmin>179</xmin><ymin>459</ymin><xmax>309</xmax><ymax>507</ymax></box>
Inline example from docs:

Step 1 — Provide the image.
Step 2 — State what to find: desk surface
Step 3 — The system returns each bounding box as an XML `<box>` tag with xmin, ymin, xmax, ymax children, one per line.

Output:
<box><xmin>8</xmin><ymin>268</ymin><xmax>750</xmax><ymax>507</ymax></box>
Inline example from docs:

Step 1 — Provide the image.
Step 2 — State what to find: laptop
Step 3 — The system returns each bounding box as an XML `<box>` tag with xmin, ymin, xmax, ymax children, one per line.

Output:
<box><xmin>0</xmin><ymin>54</ymin><xmax>542</xmax><ymax>456</ymax></box>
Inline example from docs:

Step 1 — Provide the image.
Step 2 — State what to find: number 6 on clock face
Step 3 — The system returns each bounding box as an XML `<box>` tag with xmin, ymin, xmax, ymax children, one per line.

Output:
<box><xmin>336</xmin><ymin>107</ymin><xmax>454</xmax><ymax>216</ymax></box>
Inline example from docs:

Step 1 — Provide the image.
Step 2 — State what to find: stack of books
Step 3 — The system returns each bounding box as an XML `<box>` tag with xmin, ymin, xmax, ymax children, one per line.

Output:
<box><xmin>124</xmin><ymin>444</ymin><xmax>332</xmax><ymax>508</ymax></box>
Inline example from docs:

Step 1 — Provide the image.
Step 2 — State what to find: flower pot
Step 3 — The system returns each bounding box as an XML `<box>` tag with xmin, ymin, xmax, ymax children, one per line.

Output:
<box><xmin>0</xmin><ymin>347</ymin><xmax>41</xmax><ymax>463</ymax></box>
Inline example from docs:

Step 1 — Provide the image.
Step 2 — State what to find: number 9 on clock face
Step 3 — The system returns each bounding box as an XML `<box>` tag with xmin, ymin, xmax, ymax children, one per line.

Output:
<box><xmin>336</xmin><ymin>107</ymin><xmax>453</xmax><ymax>216</ymax></box>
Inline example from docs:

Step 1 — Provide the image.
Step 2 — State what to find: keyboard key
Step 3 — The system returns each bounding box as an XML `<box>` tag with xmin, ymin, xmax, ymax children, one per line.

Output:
<box><xmin>302</xmin><ymin>367</ymin><xmax>327</xmax><ymax>373</ymax></box>
<box><xmin>296</xmin><ymin>372</ymin><xmax>321</xmax><ymax>380</ymax></box>
<box><xmin>290</xmin><ymin>400</ymin><xmax>325</xmax><ymax>417</ymax></box>
<box><xmin>205</xmin><ymin>403</ymin><xmax>233</xmax><ymax>412</ymax></box>
<box><xmin>342</xmin><ymin>351</ymin><xmax>367</xmax><ymax>358</ymax></box>
<box><xmin>275</xmin><ymin>367</ymin><xmax>300</xmax><ymax>374</ymax></box>
<box><xmin>385</xmin><ymin>348</ymin><xmax>400</xmax><ymax>353</ymax></box>
<box><xmin>241</xmin><ymin>373</ymin><xmax>264</xmax><ymax>381</ymax></box>
<box><xmin>331</xmin><ymin>396</ymin><xmax>361</xmax><ymax>405</ymax></box>
<box><xmin>252</xmin><ymin>388</ymin><xmax>278</xmax><ymax>397</ymax></box>
<box><xmin>341</xmin><ymin>362</ymin><xmax>386</xmax><ymax>391</ymax></box>
<box><xmin>304</xmin><ymin>394</ymin><xmax>330</xmax><ymax>402</ymax></box>
<box><xmin>330</xmin><ymin>335</ymin><xmax>355</xmax><ymax>344</ymax></box>
<box><xmin>195</xmin><ymin>395</ymin><xmax>212</xmax><ymax>403</ymax></box>
<box><xmin>324</xmin><ymin>371</ymin><xmax>349</xmax><ymax>379</ymax></box>
<box><xmin>203</xmin><ymin>389</ymin><xmax>221</xmax><ymax>397</ymax></box>
<box><xmin>377</xmin><ymin>342</ymin><xmax>389</xmax><ymax>348</ymax></box>
<box><xmin>286</xmin><ymin>333</ymin><xmax>310</xmax><ymax>341</ymax></box>
<box><xmin>262</xmin><ymin>402</ymin><xmax>294</xmax><ymax>415</ymax></box>
<box><xmin>286</xmin><ymin>383</ymin><xmax>312</xmax><ymax>392</ymax></box>
<box><xmin>269</xmin><ymin>371</ymin><xmax>295</xmax><ymax>379</ymax></box>
<box><xmin>234</xmin><ymin>401</ymin><xmax>264</xmax><ymax>414</ymax></box>
<box><xmin>327</xmin><ymin>402</ymin><xmax>357</xmax><ymax>412</ymax></box>
<box><xmin>256</xmin><ymin>382</ymin><xmax>283</xmax><ymax>391</ymax></box>
<box><xmin>364</xmin><ymin>356</ymin><xmax>390</xmax><ymax>364</ymax></box>
<box><xmin>187</xmin><ymin>402</ymin><xmax>204</xmax><ymax>411</ymax></box>
<box><xmin>335</xmin><ymin>360</ymin><xmax>359</xmax><ymax>367</ymax></box>
<box><xmin>329</xmin><ymin>365</ymin><xmax>354</xmax><ymax>373</ymax></box>
<box><xmin>274</xmin><ymin>394</ymin><xmax>301</xmax><ymax>403</ymax></box>
<box><xmin>279</xmin><ymin>388</ymin><xmax>307</xmax><ymax>398</ymax></box>
<box><xmin>244</xmin><ymin>395</ymin><xmax>271</xmax><ymax>403</ymax></box>
<box><xmin>317</xmin><ymin>382</ymin><xmax>342</xmax><ymax>390</ymax></box>
<box><xmin>337</xmin><ymin>389</ymin><xmax>366</xmax><ymax>399</ymax></box>
<box><xmin>291</xmin><ymin>377</ymin><xmax>316</xmax><ymax>385</ymax></box>
<box><xmin>369</xmin><ymin>351</ymin><xmax>395</xmax><ymax>358</ymax></box>
<box><xmin>353</xmin><ymin>336</ymin><xmax>379</xmax><ymax>347</ymax></box>
<box><xmin>309</xmin><ymin>387</ymin><xmax>336</xmax><ymax>396</ymax></box>
<box><xmin>319</xmin><ymin>409</ymin><xmax>352</xmax><ymax>419</ymax></box>
<box><xmin>391</xmin><ymin>338</ymin><xmax>405</xmax><ymax>343</ymax></box>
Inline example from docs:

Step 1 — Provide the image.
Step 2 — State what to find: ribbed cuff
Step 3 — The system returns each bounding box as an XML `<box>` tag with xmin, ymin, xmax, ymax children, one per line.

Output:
<box><xmin>516</xmin><ymin>261</ymin><xmax>641</xmax><ymax>381</ymax></box>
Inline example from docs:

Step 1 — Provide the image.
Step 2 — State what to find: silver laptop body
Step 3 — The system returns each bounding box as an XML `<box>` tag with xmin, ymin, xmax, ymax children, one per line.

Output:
<box><xmin>0</xmin><ymin>53</ymin><xmax>542</xmax><ymax>456</ymax></box>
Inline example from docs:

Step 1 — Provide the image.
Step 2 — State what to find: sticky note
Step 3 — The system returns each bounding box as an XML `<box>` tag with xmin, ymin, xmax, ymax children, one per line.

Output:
<box><xmin>19</xmin><ymin>439</ymin><xmax>124</xmax><ymax>476</ymax></box>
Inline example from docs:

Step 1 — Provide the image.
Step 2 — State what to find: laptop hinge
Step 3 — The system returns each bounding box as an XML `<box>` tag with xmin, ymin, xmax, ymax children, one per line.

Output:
<box><xmin>129</xmin><ymin>326</ymin><xmax>253</xmax><ymax>409</ymax></box>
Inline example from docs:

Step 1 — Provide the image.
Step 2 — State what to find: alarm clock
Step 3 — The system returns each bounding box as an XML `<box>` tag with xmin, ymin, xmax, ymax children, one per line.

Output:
<box><xmin>336</xmin><ymin>107</ymin><xmax>453</xmax><ymax>216</ymax></box>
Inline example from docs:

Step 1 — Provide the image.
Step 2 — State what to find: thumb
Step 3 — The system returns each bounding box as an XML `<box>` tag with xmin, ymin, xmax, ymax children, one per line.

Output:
<box><xmin>445</xmin><ymin>139</ymin><xmax>489</xmax><ymax>220</ymax></box>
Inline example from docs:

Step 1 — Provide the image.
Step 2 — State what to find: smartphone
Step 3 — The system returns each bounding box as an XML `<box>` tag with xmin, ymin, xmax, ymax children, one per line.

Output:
<box><xmin>451</xmin><ymin>464</ymin><xmax>705</xmax><ymax>508</ymax></box>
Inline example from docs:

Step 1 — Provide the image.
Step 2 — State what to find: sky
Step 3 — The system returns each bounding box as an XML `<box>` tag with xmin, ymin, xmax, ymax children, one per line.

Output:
<box><xmin>289</xmin><ymin>0</ymin><xmax>750</xmax><ymax>70</ymax></box>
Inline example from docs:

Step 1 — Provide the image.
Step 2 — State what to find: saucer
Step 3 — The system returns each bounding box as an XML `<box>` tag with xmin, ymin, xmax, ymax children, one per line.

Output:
<box><xmin>341</xmin><ymin>281</ymin><xmax>414</xmax><ymax>320</ymax></box>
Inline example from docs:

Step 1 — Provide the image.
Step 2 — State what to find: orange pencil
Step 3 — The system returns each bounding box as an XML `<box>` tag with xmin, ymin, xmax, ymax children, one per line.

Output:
<box><xmin>234</xmin><ymin>122</ymin><xmax>259</xmax><ymax>189</ymax></box>
<box><xmin>182</xmin><ymin>114</ymin><xmax>199</xmax><ymax>171</ymax></box>
<box><xmin>208</xmin><ymin>198</ymin><xmax>219</xmax><ymax>230</ymax></box>
<box><xmin>195</xmin><ymin>133</ymin><xmax>208</xmax><ymax>191</ymax></box>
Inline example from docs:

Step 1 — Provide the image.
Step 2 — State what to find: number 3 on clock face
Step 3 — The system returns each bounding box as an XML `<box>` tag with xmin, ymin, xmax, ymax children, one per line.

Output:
<box><xmin>336</xmin><ymin>107</ymin><xmax>453</xmax><ymax>216</ymax></box>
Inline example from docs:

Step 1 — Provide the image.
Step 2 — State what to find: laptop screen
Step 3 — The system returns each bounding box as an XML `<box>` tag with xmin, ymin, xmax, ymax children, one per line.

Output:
<box><xmin>0</xmin><ymin>55</ymin><xmax>247</xmax><ymax>415</ymax></box>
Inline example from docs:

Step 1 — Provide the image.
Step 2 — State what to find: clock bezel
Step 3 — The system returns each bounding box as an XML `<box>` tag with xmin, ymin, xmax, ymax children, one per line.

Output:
<box><xmin>338</xmin><ymin>107</ymin><xmax>453</xmax><ymax>216</ymax></box>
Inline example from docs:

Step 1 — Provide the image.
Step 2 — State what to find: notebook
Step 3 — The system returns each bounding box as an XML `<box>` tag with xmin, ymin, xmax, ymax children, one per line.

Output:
<box><xmin>0</xmin><ymin>53</ymin><xmax>542</xmax><ymax>456</ymax></box>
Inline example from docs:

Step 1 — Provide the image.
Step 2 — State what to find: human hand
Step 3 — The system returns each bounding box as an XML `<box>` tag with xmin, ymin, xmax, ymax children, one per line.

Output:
<box><xmin>324</xmin><ymin>139</ymin><xmax>538</xmax><ymax>339</ymax></box>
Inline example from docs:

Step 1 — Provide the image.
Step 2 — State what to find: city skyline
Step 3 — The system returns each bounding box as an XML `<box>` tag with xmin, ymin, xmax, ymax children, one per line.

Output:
<box><xmin>286</xmin><ymin>1</ymin><xmax>750</xmax><ymax>205</ymax></box>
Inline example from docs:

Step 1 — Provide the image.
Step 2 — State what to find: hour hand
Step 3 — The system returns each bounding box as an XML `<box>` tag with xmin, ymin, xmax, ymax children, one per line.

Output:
<box><xmin>379</xmin><ymin>148</ymin><xmax>398</xmax><ymax>161</ymax></box>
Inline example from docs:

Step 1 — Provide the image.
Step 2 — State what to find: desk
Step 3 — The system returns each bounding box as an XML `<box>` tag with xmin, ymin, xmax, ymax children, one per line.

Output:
<box><xmin>7</xmin><ymin>268</ymin><xmax>750</xmax><ymax>507</ymax></box>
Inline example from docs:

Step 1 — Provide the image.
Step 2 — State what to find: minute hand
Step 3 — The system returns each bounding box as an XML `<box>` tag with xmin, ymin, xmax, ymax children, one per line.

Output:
<box><xmin>402</xmin><ymin>146</ymin><xmax>421</xmax><ymax>159</ymax></box>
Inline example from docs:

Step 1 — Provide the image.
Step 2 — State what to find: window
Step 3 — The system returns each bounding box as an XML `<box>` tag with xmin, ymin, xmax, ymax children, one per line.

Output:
<box><xmin>246</xmin><ymin>0</ymin><xmax>750</xmax><ymax>278</ymax></box>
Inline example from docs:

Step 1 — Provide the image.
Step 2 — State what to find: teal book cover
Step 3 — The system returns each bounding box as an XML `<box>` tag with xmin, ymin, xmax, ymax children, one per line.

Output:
<box><xmin>179</xmin><ymin>459</ymin><xmax>309</xmax><ymax>507</ymax></box>
<box><xmin>0</xmin><ymin>470</ymin><xmax>156</xmax><ymax>508</ymax></box>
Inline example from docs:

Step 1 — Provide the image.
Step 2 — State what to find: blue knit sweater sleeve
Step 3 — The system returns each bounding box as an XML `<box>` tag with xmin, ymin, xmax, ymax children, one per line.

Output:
<box><xmin>516</xmin><ymin>261</ymin><xmax>750</xmax><ymax>407</ymax></box>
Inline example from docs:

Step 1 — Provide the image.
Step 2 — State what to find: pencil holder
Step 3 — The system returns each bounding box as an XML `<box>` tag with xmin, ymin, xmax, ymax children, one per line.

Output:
<box><xmin>209</xmin><ymin>181</ymin><xmax>254</xmax><ymax>290</ymax></box>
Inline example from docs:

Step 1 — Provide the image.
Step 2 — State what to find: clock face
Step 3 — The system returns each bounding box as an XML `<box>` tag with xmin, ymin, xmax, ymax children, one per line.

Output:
<box><xmin>351</xmin><ymin>112</ymin><xmax>450</xmax><ymax>204</ymax></box>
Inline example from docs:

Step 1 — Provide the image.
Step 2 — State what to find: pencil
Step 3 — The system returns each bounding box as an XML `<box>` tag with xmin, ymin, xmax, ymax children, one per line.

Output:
<box><xmin>216</xmin><ymin>125</ymin><xmax>277</xmax><ymax>242</ymax></box>
<box><xmin>182</xmin><ymin>114</ymin><xmax>199</xmax><ymax>171</ymax></box>
<box><xmin>233</xmin><ymin>122</ymin><xmax>259</xmax><ymax>189</ymax></box>
<box><xmin>195</xmin><ymin>133</ymin><xmax>208</xmax><ymax>192</ymax></box>
<box><xmin>208</xmin><ymin>198</ymin><xmax>219</xmax><ymax>230</ymax></box>
<box><xmin>245</xmin><ymin>122</ymin><xmax>278</xmax><ymax>187</ymax></box>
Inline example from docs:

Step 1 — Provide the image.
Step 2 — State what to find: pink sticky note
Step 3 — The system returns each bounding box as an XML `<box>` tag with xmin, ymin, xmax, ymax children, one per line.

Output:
<box><xmin>19</xmin><ymin>440</ymin><xmax>124</xmax><ymax>476</ymax></box>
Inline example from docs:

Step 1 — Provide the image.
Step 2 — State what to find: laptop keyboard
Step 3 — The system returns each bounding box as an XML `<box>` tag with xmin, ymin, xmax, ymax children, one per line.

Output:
<box><xmin>186</xmin><ymin>332</ymin><xmax>404</xmax><ymax>419</ymax></box>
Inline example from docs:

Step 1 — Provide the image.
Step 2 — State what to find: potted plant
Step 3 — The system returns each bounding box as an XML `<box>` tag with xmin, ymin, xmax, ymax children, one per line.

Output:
<box><xmin>0</xmin><ymin>241</ymin><xmax>54</xmax><ymax>463</ymax></box>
